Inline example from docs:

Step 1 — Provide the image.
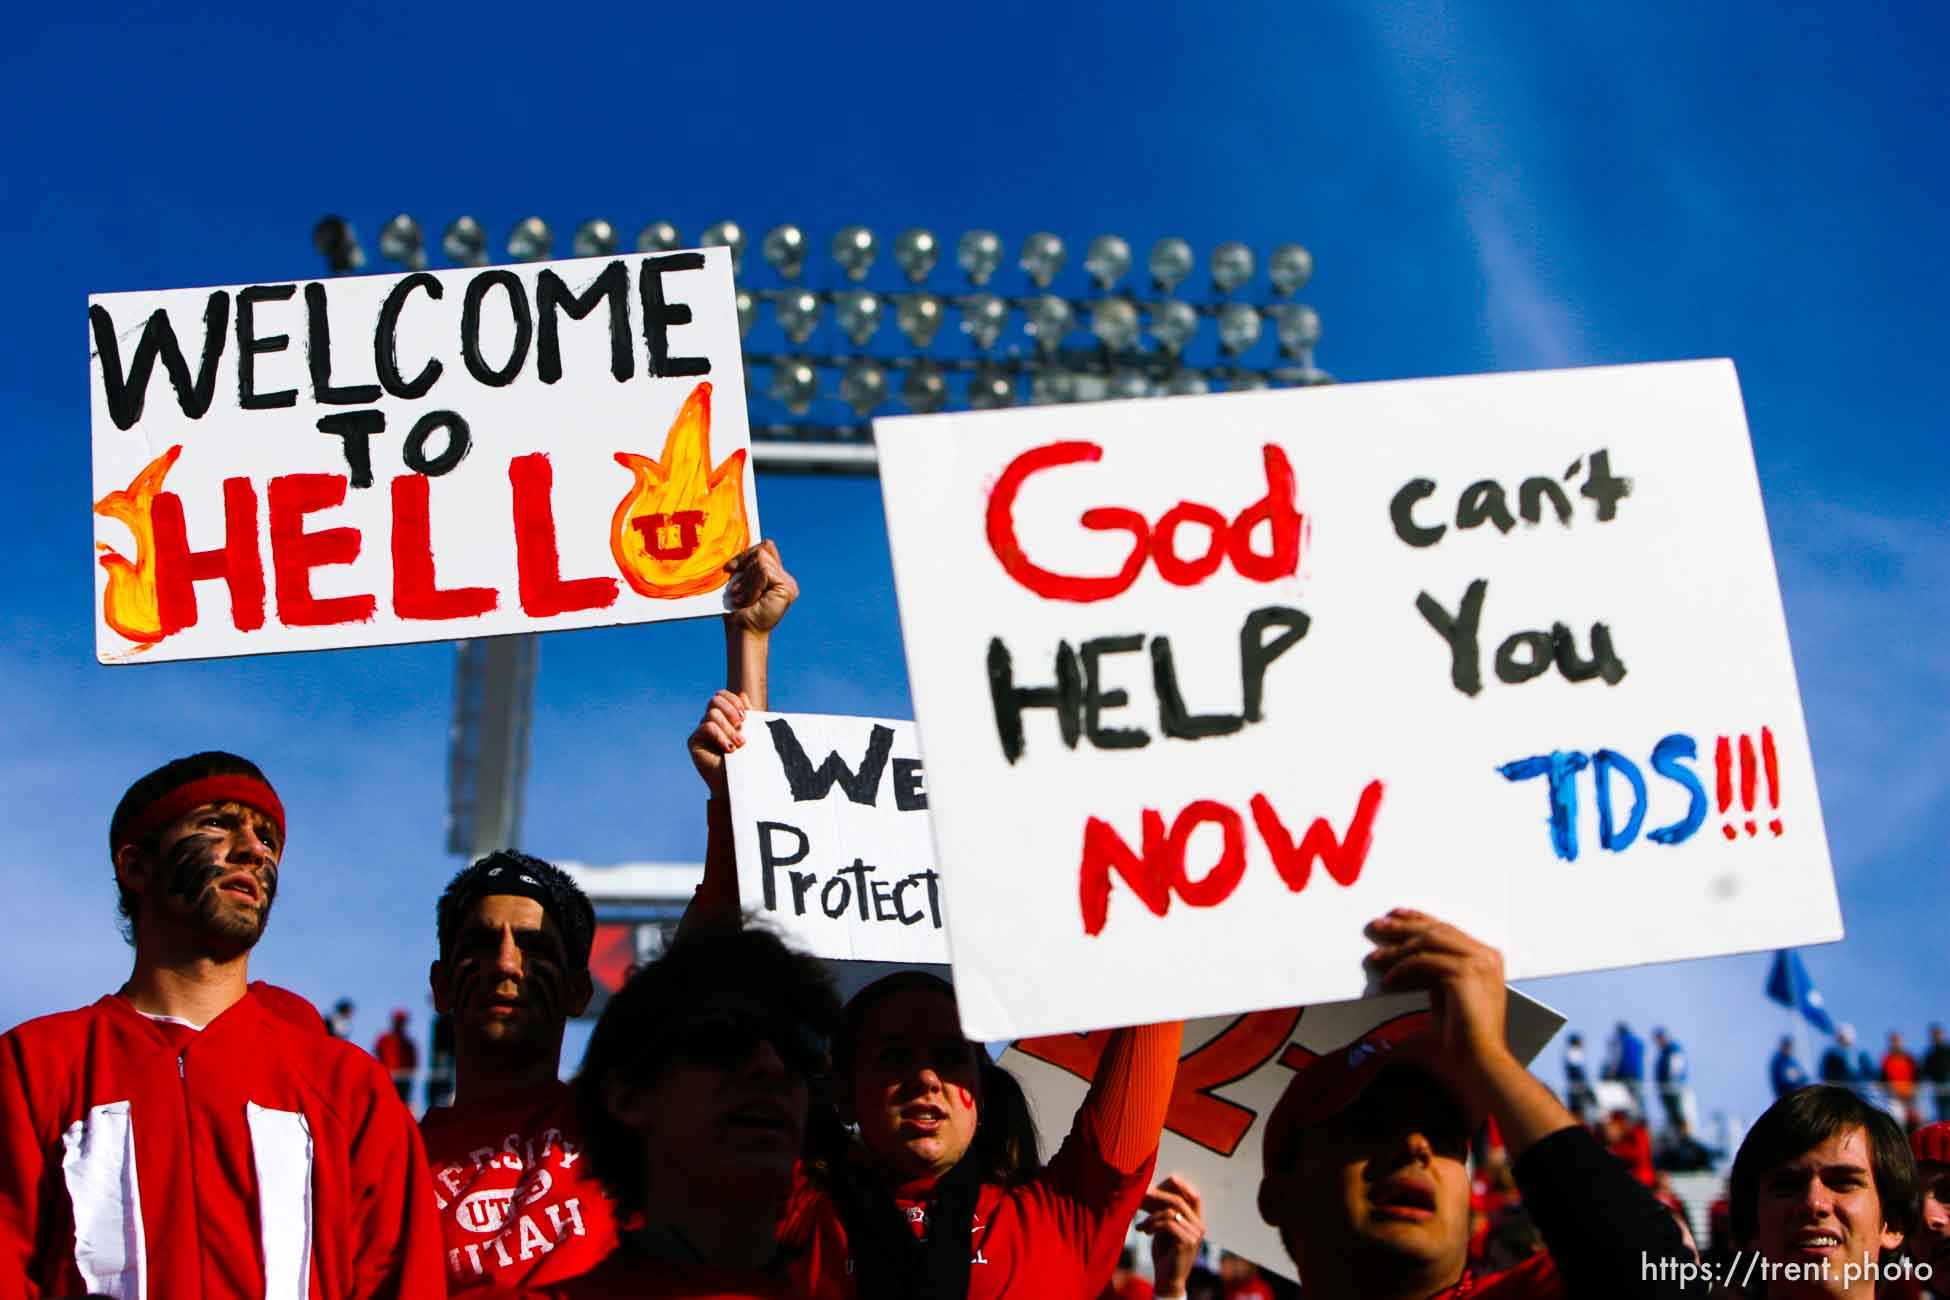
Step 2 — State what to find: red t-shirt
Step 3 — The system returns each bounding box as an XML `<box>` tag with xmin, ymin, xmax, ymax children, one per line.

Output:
<box><xmin>1103</xmin><ymin>1273</ymin><xmax>1155</xmax><ymax>1300</ymax></box>
<box><xmin>1224</xmin><ymin>1278</ymin><xmax>1274</xmax><ymax>1300</ymax></box>
<box><xmin>776</xmin><ymin>1022</ymin><xmax>1177</xmax><ymax>1299</ymax></box>
<box><xmin>420</xmin><ymin>1080</ymin><xmax>620</xmax><ymax>1290</ymax></box>
<box><xmin>0</xmin><ymin>985</ymin><xmax>444</xmax><ymax>1300</ymax></box>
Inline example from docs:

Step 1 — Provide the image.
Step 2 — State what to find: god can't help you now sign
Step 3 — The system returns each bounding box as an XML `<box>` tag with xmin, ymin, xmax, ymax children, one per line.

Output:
<box><xmin>88</xmin><ymin>249</ymin><xmax>757</xmax><ymax>662</ymax></box>
<box><xmin>876</xmin><ymin>361</ymin><xmax>1843</xmax><ymax>1040</ymax></box>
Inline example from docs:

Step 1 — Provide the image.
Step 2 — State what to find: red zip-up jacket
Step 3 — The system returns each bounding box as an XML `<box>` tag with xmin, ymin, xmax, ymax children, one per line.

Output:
<box><xmin>0</xmin><ymin>984</ymin><xmax>445</xmax><ymax>1299</ymax></box>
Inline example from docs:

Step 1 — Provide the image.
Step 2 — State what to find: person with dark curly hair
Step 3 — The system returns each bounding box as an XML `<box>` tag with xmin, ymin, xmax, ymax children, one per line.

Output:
<box><xmin>531</xmin><ymin>920</ymin><xmax>842</xmax><ymax>1298</ymax></box>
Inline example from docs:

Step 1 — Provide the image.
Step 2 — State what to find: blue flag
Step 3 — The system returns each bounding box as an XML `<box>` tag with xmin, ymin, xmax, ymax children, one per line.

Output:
<box><xmin>1766</xmin><ymin>949</ymin><xmax>1837</xmax><ymax>1035</ymax></box>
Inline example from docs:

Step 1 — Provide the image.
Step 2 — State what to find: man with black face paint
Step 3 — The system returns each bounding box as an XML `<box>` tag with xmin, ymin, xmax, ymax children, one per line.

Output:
<box><xmin>1255</xmin><ymin>909</ymin><xmax>1694</xmax><ymax>1300</ymax></box>
<box><xmin>421</xmin><ymin>850</ymin><xmax>618</xmax><ymax>1291</ymax></box>
<box><xmin>421</xmin><ymin>538</ymin><xmax>800</xmax><ymax>1292</ymax></box>
<box><xmin>0</xmin><ymin>751</ymin><xmax>444</xmax><ymax>1299</ymax></box>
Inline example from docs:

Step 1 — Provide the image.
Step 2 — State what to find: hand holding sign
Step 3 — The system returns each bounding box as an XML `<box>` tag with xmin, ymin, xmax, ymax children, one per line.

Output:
<box><xmin>1364</xmin><ymin>907</ymin><xmax>1511</xmax><ymax>1088</ymax></box>
<box><xmin>689</xmin><ymin>690</ymin><xmax>752</xmax><ymax>799</ymax></box>
<box><xmin>724</xmin><ymin>539</ymin><xmax>798</xmax><ymax>636</ymax></box>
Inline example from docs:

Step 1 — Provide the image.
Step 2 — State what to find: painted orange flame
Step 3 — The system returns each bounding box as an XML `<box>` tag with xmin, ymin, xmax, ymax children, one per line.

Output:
<box><xmin>94</xmin><ymin>445</ymin><xmax>184</xmax><ymax>645</ymax></box>
<box><xmin>610</xmin><ymin>382</ymin><xmax>749</xmax><ymax>599</ymax></box>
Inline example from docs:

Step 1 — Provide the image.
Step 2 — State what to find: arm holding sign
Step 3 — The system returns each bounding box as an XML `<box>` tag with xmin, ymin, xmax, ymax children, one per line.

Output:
<box><xmin>1364</xmin><ymin>909</ymin><xmax>1693</xmax><ymax>1298</ymax></box>
<box><xmin>683</xmin><ymin>541</ymin><xmax>797</xmax><ymax>928</ymax></box>
<box><xmin>1363</xmin><ymin>908</ymin><xmax>1576</xmax><ymax>1160</ymax></box>
<box><xmin>1027</xmin><ymin>1019</ymin><xmax>1185</xmax><ymax>1292</ymax></box>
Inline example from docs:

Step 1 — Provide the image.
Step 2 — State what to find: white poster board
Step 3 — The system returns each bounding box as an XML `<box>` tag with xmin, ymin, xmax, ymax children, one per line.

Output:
<box><xmin>876</xmin><ymin>361</ymin><xmax>1840</xmax><ymax>1040</ymax></box>
<box><xmin>88</xmin><ymin>249</ymin><xmax>756</xmax><ymax>662</ymax></box>
<box><xmin>999</xmin><ymin>989</ymin><xmax>1565</xmax><ymax>1281</ymax></box>
<box><xmin>727</xmin><ymin>711</ymin><xmax>948</xmax><ymax>965</ymax></box>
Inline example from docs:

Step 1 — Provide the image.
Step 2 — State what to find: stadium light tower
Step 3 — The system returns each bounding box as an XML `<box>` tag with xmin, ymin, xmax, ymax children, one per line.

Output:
<box><xmin>310</xmin><ymin>213</ymin><xmax>1332</xmax><ymax>875</ymax></box>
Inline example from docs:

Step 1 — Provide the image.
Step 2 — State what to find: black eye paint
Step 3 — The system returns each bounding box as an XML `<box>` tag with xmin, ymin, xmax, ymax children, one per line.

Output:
<box><xmin>163</xmin><ymin>833</ymin><xmax>225</xmax><ymax>905</ymax></box>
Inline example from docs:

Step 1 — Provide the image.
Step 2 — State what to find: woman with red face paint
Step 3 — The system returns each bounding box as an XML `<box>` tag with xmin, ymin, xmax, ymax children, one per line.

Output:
<box><xmin>685</xmin><ymin>684</ymin><xmax>1183</xmax><ymax>1300</ymax></box>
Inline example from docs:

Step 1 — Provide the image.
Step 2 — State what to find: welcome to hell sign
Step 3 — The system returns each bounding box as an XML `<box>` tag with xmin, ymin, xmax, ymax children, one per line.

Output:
<box><xmin>87</xmin><ymin>248</ymin><xmax>755</xmax><ymax>663</ymax></box>
<box><xmin>875</xmin><ymin>361</ymin><xmax>1843</xmax><ymax>1040</ymax></box>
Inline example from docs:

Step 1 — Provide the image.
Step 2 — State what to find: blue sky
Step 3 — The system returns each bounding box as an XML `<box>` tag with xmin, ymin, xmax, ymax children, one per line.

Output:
<box><xmin>4</xmin><ymin>1</ymin><xmax>1944</xmax><ymax>1134</ymax></box>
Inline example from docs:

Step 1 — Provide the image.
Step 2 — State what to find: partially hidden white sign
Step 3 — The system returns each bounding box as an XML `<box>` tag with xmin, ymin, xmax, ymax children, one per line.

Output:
<box><xmin>875</xmin><ymin>361</ymin><xmax>1840</xmax><ymax>1041</ymax></box>
<box><xmin>999</xmin><ymin>988</ymin><xmax>1565</xmax><ymax>1281</ymax></box>
<box><xmin>88</xmin><ymin>248</ymin><xmax>756</xmax><ymax>662</ymax></box>
<box><xmin>728</xmin><ymin>711</ymin><xmax>947</xmax><ymax>964</ymax></box>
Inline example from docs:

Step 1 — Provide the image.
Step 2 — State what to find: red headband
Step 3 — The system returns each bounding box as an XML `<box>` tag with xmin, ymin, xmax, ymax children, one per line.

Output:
<box><xmin>115</xmin><ymin>776</ymin><xmax>286</xmax><ymax>852</ymax></box>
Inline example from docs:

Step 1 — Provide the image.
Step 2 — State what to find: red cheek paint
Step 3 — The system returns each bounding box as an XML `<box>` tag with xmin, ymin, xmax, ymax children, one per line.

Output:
<box><xmin>955</xmin><ymin>1086</ymin><xmax>974</xmax><ymax>1110</ymax></box>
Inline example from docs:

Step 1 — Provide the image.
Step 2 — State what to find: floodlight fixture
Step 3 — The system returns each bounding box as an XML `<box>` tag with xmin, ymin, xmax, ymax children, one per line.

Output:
<box><xmin>777</xmin><ymin>289</ymin><xmax>822</xmax><ymax>345</ymax></box>
<box><xmin>771</xmin><ymin>357</ymin><xmax>817</xmax><ymax>415</ymax></box>
<box><xmin>1150</xmin><ymin>299</ymin><xmax>1199</xmax><ymax>353</ymax></box>
<box><xmin>313</xmin><ymin>216</ymin><xmax>364</xmax><ymax>274</ymax></box>
<box><xmin>573</xmin><ymin>219</ymin><xmax>617</xmax><ymax>258</ymax></box>
<box><xmin>895</xmin><ymin>293</ymin><xmax>945</xmax><ymax>348</ymax></box>
<box><xmin>893</xmin><ymin>228</ymin><xmax>940</xmax><ymax>284</ymax></box>
<box><xmin>901</xmin><ymin>362</ymin><xmax>948</xmax><ymax>413</ymax></box>
<box><xmin>1090</xmin><ymin>297</ymin><xmax>1140</xmax><ymax>352</ymax></box>
<box><xmin>310</xmin><ymin>213</ymin><xmax>1332</xmax><ymax>473</ymax></box>
<box><xmin>700</xmin><ymin>221</ymin><xmax>744</xmax><ymax>270</ymax></box>
<box><xmin>839</xmin><ymin>359</ymin><xmax>888</xmax><ymax>416</ymax></box>
<box><xmin>1084</xmin><ymin>235</ymin><xmax>1132</xmax><ymax>290</ymax></box>
<box><xmin>959</xmin><ymin>293</ymin><xmax>1008</xmax><ymax>349</ymax></box>
<box><xmin>508</xmin><ymin>217</ymin><xmax>552</xmax><ymax>262</ymax></box>
<box><xmin>636</xmin><ymin>221</ymin><xmax>682</xmax><ymax>253</ymax></box>
<box><xmin>1149</xmin><ymin>237</ymin><xmax>1193</xmax><ymax>292</ymax></box>
<box><xmin>832</xmin><ymin>226</ymin><xmax>878</xmax><ymax>282</ymax></box>
<box><xmin>1216</xmin><ymin>302</ymin><xmax>1263</xmax><ymax>355</ymax></box>
<box><xmin>1275</xmin><ymin>303</ymin><xmax>1322</xmax><ymax>355</ymax></box>
<box><xmin>1268</xmin><ymin>242</ymin><xmax>1314</xmax><ymax>296</ymax></box>
<box><xmin>1165</xmin><ymin>373</ymin><xmax>1211</xmax><ymax>396</ymax></box>
<box><xmin>379</xmin><ymin>214</ymin><xmax>425</xmax><ymax>270</ymax></box>
<box><xmin>443</xmin><ymin>216</ymin><xmax>488</xmax><ymax>266</ymax></box>
<box><xmin>1019</xmin><ymin>232</ymin><xmax>1066</xmax><ymax>288</ymax></box>
<box><xmin>969</xmin><ymin>366</ymin><xmax>1015</xmax><ymax>410</ymax></box>
<box><xmin>957</xmin><ymin>230</ymin><xmax>1003</xmax><ymax>285</ymax></box>
<box><xmin>836</xmin><ymin>290</ymin><xmax>883</xmax><ymax>346</ymax></box>
<box><xmin>1210</xmin><ymin>240</ymin><xmax>1255</xmax><ymax>294</ymax></box>
<box><xmin>1025</xmin><ymin>294</ymin><xmax>1074</xmax><ymax>351</ymax></box>
<box><xmin>762</xmin><ymin>224</ymin><xmax>808</xmax><ymax>280</ymax></box>
<box><xmin>1030</xmin><ymin>369</ymin><xmax>1078</xmax><ymax>405</ymax></box>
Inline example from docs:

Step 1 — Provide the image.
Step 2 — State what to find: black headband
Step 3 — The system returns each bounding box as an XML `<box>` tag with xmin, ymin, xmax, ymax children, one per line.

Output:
<box><xmin>449</xmin><ymin>863</ymin><xmax>561</xmax><ymax>947</ymax></box>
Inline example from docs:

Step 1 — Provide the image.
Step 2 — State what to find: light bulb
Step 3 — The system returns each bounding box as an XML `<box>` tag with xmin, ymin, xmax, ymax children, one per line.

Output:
<box><xmin>1084</xmin><ymin>235</ymin><xmax>1132</xmax><ymax>290</ymax></box>
<box><xmin>1209</xmin><ymin>240</ymin><xmax>1255</xmax><ymax>294</ymax></box>
<box><xmin>761</xmin><ymin>224</ymin><xmax>808</xmax><ymax>280</ymax></box>
<box><xmin>1268</xmin><ymin>243</ymin><xmax>1314</xmax><ymax>296</ymax></box>
<box><xmin>573</xmin><ymin>219</ymin><xmax>617</xmax><ymax>258</ymax></box>
<box><xmin>960</xmin><ymin>293</ymin><xmax>1008</xmax><ymax>349</ymax></box>
<box><xmin>836</xmin><ymin>290</ymin><xmax>883</xmax><ymax>346</ymax></box>
<box><xmin>893</xmin><ymin>228</ymin><xmax>940</xmax><ymax>284</ymax></box>
<box><xmin>957</xmin><ymin>230</ymin><xmax>1002</xmax><ymax>285</ymax></box>
<box><xmin>833</xmin><ymin>225</ymin><xmax>878</xmax><ymax>282</ymax></box>
<box><xmin>1149</xmin><ymin>237</ymin><xmax>1193</xmax><ymax>292</ymax></box>
<box><xmin>1150</xmin><ymin>299</ymin><xmax>1199</xmax><ymax>353</ymax></box>
<box><xmin>776</xmin><ymin>290</ymin><xmax>822</xmax><ymax>345</ymax></box>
